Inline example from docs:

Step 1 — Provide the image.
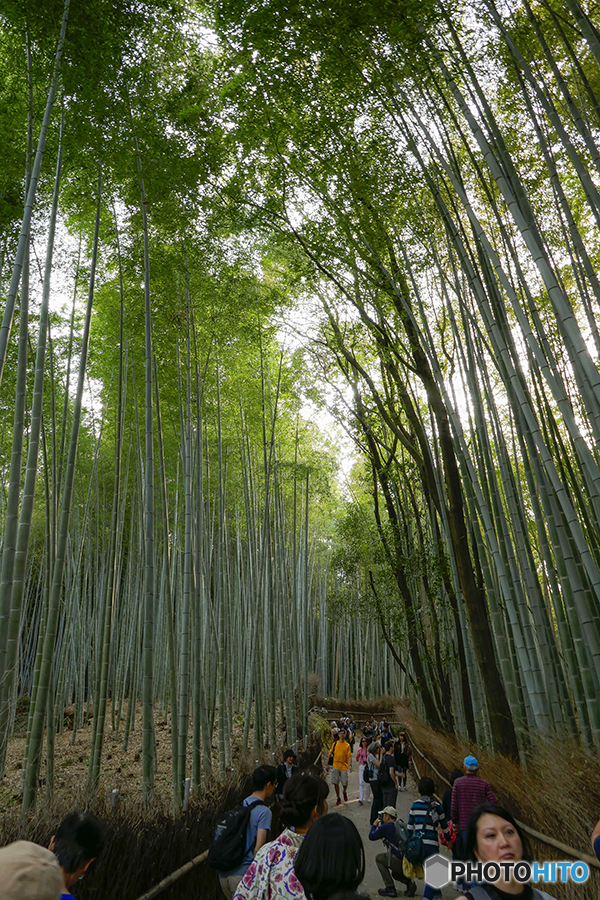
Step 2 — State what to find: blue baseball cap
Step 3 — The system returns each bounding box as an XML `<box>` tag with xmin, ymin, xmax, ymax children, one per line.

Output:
<box><xmin>464</xmin><ymin>755</ymin><xmax>479</xmax><ymax>768</ymax></box>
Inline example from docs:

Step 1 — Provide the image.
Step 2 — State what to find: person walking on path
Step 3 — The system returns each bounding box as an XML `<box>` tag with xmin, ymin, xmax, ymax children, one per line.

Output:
<box><xmin>218</xmin><ymin>765</ymin><xmax>277</xmax><ymax>900</ymax></box>
<box><xmin>356</xmin><ymin>737</ymin><xmax>370</xmax><ymax>806</ymax></box>
<box><xmin>451</xmin><ymin>756</ymin><xmax>497</xmax><ymax>858</ymax></box>
<box><xmin>275</xmin><ymin>749</ymin><xmax>298</xmax><ymax>802</ymax></box>
<box><xmin>234</xmin><ymin>772</ymin><xmax>329</xmax><ymax>900</ymax></box>
<box><xmin>441</xmin><ymin>768</ymin><xmax>463</xmax><ymax>861</ymax></box>
<box><xmin>363</xmin><ymin>717</ymin><xmax>375</xmax><ymax>739</ymax></box>
<box><xmin>442</xmin><ymin>769</ymin><xmax>463</xmax><ymax>824</ymax></box>
<box><xmin>407</xmin><ymin>777</ymin><xmax>451</xmax><ymax>900</ymax></box>
<box><xmin>369</xmin><ymin>741</ymin><xmax>383</xmax><ymax>826</ymax></box>
<box><xmin>378</xmin><ymin>741</ymin><xmax>398</xmax><ymax>811</ymax></box>
<box><xmin>369</xmin><ymin>805</ymin><xmax>416</xmax><ymax>898</ymax></box>
<box><xmin>393</xmin><ymin>733</ymin><xmax>411</xmax><ymax>792</ymax></box>
<box><xmin>327</xmin><ymin>727</ymin><xmax>352</xmax><ymax>805</ymax></box>
<box><xmin>347</xmin><ymin>715</ymin><xmax>357</xmax><ymax>749</ymax></box>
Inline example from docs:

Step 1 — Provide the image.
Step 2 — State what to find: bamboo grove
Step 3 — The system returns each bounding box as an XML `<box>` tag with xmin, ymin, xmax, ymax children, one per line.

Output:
<box><xmin>2</xmin><ymin>0</ymin><xmax>600</xmax><ymax>811</ymax></box>
<box><xmin>210</xmin><ymin>0</ymin><xmax>600</xmax><ymax>760</ymax></box>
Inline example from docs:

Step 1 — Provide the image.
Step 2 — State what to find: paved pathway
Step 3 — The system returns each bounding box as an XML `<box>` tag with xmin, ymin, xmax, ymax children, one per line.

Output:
<box><xmin>328</xmin><ymin>762</ymin><xmax>457</xmax><ymax>899</ymax></box>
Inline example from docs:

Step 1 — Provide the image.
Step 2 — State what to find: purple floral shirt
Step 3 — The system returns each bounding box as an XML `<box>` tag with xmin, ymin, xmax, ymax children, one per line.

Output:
<box><xmin>233</xmin><ymin>829</ymin><xmax>306</xmax><ymax>900</ymax></box>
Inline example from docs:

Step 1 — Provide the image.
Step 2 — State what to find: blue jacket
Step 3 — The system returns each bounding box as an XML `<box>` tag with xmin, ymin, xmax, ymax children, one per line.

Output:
<box><xmin>369</xmin><ymin>821</ymin><xmax>402</xmax><ymax>858</ymax></box>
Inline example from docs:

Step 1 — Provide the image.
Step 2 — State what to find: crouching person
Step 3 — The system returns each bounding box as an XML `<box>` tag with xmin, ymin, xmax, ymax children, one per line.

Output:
<box><xmin>369</xmin><ymin>806</ymin><xmax>416</xmax><ymax>898</ymax></box>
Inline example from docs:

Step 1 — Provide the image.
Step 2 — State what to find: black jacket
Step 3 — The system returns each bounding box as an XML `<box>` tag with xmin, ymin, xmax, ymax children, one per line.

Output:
<box><xmin>275</xmin><ymin>762</ymin><xmax>298</xmax><ymax>795</ymax></box>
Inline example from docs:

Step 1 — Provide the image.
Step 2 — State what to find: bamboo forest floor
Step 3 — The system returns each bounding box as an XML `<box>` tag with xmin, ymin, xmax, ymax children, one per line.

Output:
<box><xmin>0</xmin><ymin>699</ymin><xmax>286</xmax><ymax>811</ymax></box>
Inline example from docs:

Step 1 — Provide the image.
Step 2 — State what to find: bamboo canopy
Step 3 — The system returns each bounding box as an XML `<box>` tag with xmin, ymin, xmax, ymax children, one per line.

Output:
<box><xmin>2</xmin><ymin>0</ymin><xmax>600</xmax><ymax>812</ymax></box>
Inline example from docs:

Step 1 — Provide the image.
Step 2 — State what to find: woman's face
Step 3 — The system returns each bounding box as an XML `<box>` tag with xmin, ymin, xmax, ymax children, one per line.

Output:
<box><xmin>361</xmin><ymin>739</ymin><xmax>368</xmax><ymax>748</ymax></box>
<box><xmin>474</xmin><ymin>814</ymin><xmax>523</xmax><ymax>863</ymax></box>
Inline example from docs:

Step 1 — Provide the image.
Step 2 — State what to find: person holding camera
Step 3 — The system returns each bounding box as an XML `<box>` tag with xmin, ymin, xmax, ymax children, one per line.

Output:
<box><xmin>369</xmin><ymin>806</ymin><xmax>416</xmax><ymax>898</ymax></box>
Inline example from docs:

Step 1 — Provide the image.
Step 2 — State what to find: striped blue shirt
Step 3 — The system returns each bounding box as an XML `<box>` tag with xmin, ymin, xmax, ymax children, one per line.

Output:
<box><xmin>407</xmin><ymin>796</ymin><xmax>449</xmax><ymax>848</ymax></box>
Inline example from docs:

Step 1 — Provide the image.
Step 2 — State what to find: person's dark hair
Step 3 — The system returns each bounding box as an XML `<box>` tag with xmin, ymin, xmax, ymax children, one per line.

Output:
<box><xmin>294</xmin><ymin>813</ymin><xmax>365</xmax><ymax>900</ymax></box>
<box><xmin>283</xmin><ymin>749</ymin><xmax>297</xmax><ymax>761</ymax></box>
<box><xmin>384</xmin><ymin>740</ymin><xmax>393</xmax><ymax>752</ymax></box>
<box><xmin>449</xmin><ymin>768</ymin><xmax>463</xmax><ymax>786</ymax></box>
<box><xmin>53</xmin><ymin>811</ymin><xmax>105</xmax><ymax>875</ymax></box>
<box><xmin>418</xmin><ymin>776</ymin><xmax>435</xmax><ymax>796</ymax></box>
<box><xmin>360</xmin><ymin>737</ymin><xmax>368</xmax><ymax>747</ymax></box>
<box><xmin>302</xmin><ymin>763</ymin><xmax>325</xmax><ymax>779</ymax></box>
<box><xmin>280</xmin><ymin>772</ymin><xmax>329</xmax><ymax>827</ymax></box>
<box><xmin>253</xmin><ymin>764</ymin><xmax>277</xmax><ymax>790</ymax></box>
<box><xmin>465</xmin><ymin>804</ymin><xmax>532</xmax><ymax>862</ymax></box>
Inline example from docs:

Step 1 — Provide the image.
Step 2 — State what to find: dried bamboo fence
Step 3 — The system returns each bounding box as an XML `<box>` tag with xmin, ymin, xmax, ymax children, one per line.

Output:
<box><xmin>407</xmin><ymin>730</ymin><xmax>600</xmax><ymax>899</ymax></box>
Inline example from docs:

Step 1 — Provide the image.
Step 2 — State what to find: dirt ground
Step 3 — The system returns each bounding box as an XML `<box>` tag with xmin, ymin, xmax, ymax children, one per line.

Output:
<box><xmin>0</xmin><ymin>700</ymin><xmax>289</xmax><ymax>811</ymax></box>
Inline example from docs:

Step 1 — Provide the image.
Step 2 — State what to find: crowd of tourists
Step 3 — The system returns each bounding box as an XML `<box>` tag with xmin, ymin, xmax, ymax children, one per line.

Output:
<box><xmin>210</xmin><ymin>715</ymin><xmax>600</xmax><ymax>900</ymax></box>
<box><xmin>7</xmin><ymin>713</ymin><xmax>600</xmax><ymax>900</ymax></box>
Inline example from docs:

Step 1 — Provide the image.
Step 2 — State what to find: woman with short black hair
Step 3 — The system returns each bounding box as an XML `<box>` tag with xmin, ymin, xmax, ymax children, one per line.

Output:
<box><xmin>294</xmin><ymin>813</ymin><xmax>365</xmax><ymax>900</ymax></box>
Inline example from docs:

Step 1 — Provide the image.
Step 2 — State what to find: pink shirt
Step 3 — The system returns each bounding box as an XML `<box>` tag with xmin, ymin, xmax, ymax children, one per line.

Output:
<box><xmin>356</xmin><ymin>747</ymin><xmax>368</xmax><ymax>765</ymax></box>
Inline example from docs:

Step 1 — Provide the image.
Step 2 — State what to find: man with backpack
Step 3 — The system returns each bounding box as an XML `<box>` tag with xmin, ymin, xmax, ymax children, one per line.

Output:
<box><xmin>369</xmin><ymin>806</ymin><xmax>416</xmax><ymax>898</ymax></box>
<box><xmin>378</xmin><ymin>740</ymin><xmax>398</xmax><ymax>810</ymax></box>
<box><xmin>210</xmin><ymin>764</ymin><xmax>277</xmax><ymax>900</ymax></box>
<box><xmin>327</xmin><ymin>727</ymin><xmax>352</xmax><ymax>805</ymax></box>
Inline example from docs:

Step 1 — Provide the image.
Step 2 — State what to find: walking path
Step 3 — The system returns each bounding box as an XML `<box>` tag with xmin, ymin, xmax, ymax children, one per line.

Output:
<box><xmin>331</xmin><ymin>763</ymin><xmax>456</xmax><ymax>899</ymax></box>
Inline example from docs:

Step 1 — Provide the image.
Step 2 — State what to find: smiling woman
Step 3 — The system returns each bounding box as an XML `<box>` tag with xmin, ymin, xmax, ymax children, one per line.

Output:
<box><xmin>460</xmin><ymin>804</ymin><xmax>554</xmax><ymax>900</ymax></box>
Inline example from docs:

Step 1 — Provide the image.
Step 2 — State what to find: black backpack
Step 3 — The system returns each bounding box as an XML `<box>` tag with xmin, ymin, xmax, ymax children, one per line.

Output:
<box><xmin>208</xmin><ymin>798</ymin><xmax>265</xmax><ymax>872</ymax></box>
<box><xmin>377</xmin><ymin>754</ymin><xmax>392</xmax><ymax>787</ymax></box>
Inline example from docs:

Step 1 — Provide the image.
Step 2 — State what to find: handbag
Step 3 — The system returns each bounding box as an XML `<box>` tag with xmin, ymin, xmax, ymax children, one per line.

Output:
<box><xmin>402</xmin><ymin>856</ymin><xmax>423</xmax><ymax>880</ymax></box>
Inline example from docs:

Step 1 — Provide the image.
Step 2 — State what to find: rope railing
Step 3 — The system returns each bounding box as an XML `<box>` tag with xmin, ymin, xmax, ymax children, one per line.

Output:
<box><xmin>407</xmin><ymin>731</ymin><xmax>600</xmax><ymax>871</ymax></box>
